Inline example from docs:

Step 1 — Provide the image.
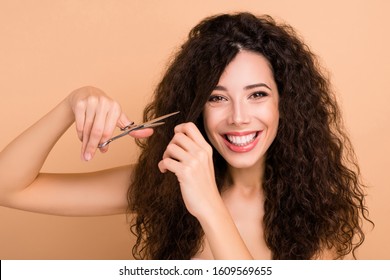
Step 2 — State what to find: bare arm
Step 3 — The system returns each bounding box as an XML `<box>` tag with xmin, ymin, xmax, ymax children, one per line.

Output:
<box><xmin>4</xmin><ymin>166</ymin><xmax>132</xmax><ymax>216</ymax></box>
<box><xmin>0</xmin><ymin>86</ymin><xmax>151</xmax><ymax>216</ymax></box>
<box><xmin>0</xmin><ymin>97</ymin><xmax>75</xmax><ymax>205</ymax></box>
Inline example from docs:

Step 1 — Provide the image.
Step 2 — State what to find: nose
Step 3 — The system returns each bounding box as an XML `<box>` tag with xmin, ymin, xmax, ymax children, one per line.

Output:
<box><xmin>228</xmin><ymin>100</ymin><xmax>250</xmax><ymax>125</ymax></box>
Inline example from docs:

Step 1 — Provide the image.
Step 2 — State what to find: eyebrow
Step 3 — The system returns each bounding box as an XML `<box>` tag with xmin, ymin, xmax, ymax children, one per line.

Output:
<box><xmin>214</xmin><ymin>83</ymin><xmax>272</xmax><ymax>91</ymax></box>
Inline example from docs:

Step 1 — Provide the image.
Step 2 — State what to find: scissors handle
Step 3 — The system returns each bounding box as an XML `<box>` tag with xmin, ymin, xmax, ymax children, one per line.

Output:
<box><xmin>98</xmin><ymin>111</ymin><xmax>179</xmax><ymax>148</ymax></box>
<box><xmin>98</xmin><ymin>130</ymin><xmax>130</xmax><ymax>148</ymax></box>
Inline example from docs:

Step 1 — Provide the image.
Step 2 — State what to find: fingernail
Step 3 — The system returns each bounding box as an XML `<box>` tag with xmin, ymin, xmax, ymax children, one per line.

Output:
<box><xmin>84</xmin><ymin>153</ymin><xmax>92</xmax><ymax>161</ymax></box>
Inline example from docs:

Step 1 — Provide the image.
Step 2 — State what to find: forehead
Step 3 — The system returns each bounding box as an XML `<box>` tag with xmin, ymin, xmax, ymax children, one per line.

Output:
<box><xmin>218</xmin><ymin>50</ymin><xmax>275</xmax><ymax>87</ymax></box>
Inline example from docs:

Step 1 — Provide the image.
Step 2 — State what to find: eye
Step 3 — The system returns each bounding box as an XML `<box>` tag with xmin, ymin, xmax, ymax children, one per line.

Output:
<box><xmin>208</xmin><ymin>95</ymin><xmax>227</xmax><ymax>103</ymax></box>
<box><xmin>249</xmin><ymin>91</ymin><xmax>268</xmax><ymax>99</ymax></box>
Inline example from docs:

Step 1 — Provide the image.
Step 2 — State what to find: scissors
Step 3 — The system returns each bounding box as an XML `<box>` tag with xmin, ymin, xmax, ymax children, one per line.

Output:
<box><xmin>98</xmin><ymin>111</ymin><xmax>180</xmax><ymax>148</ymax></box>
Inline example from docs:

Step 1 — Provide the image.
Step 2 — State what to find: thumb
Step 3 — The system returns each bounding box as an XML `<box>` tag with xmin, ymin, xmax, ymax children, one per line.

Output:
<box><xmin>118</xmin><ymin>112</ymin><xmax>154</xmax><ymax>139</ymax></box>
<box><xmin>129</xmin><ymin>128</ymin><xmax>154</xmax><ymax>139</ymax></box>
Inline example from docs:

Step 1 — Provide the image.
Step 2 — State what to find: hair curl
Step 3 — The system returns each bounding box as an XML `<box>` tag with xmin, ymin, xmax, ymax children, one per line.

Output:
<box><xmin>128</xmin><ymin>12</ymin><xmax>372</xmax><ymax>259</ymax></box>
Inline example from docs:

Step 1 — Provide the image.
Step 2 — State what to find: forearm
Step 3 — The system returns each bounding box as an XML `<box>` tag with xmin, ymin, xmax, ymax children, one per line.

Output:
<box><xmin>0</xmin><ymin>98</ymin><xmax>74</xmax><ymax>201</ymax></box>
<box><xmin>198</xmin><ymin>200</ymin><xmax>253</xmax><ymax>260</ymax></box>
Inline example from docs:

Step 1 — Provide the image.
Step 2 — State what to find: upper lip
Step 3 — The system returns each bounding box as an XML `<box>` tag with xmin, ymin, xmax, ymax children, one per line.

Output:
<box><xmin>223</xmin><ymin>130</ymin><xmax>260</xmax><ymax>136</ymax></box>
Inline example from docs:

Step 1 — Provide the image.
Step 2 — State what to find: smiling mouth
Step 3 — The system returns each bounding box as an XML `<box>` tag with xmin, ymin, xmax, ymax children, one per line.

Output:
<box><xmin>224</xmin><ymin>132</ymin><xmax>259</xmax><ymax>146</ymax></box>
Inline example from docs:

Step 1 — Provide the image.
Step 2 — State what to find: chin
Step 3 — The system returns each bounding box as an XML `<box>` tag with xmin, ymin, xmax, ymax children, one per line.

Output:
<box><xmin>224</xmin><ymin>156</ymin><xmax>263</xmax><ymax>170</ymax></box>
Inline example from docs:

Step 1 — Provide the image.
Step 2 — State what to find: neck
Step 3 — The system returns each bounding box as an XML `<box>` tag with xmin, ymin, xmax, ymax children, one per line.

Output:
<box><xmin>225</xmin><ymin>159</ymin><xmax>265</xmax><ymax>192</ymax></box>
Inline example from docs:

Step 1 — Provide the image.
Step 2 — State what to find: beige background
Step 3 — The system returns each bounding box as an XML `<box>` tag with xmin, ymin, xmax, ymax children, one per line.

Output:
<box><xmin>0</xmin><ymin>0</ymin><xmax>388</xmax><ymax>259</ymax></box>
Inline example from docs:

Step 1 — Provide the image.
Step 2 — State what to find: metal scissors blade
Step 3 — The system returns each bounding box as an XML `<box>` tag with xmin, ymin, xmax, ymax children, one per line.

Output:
<box><xmin>98</xmin><ymin>111</ymin><xmax>180</xmax><ymax>148</ymax></box>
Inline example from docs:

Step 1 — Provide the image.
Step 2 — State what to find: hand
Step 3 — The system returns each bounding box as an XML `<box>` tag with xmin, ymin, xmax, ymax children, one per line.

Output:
<box><xmin>67</xmin><ymin>86</ymin><xmax>153</xmax><ymax>161</ymax></box>
<box><xmin>158</xmin><ymin>122</ymin><xmax>221</xmax><ymax>218</ymax></box>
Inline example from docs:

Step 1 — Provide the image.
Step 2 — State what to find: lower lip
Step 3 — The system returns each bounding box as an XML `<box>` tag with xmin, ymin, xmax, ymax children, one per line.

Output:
<box><xmin>222</xmin><ymin>132</ymin><xmax>261</xmax><ymax>153</ymax></box>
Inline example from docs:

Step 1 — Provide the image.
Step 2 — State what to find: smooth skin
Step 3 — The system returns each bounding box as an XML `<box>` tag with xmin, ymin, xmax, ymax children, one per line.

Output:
<box><xmin>0</xmin><ymin>86</ymin><xmax>151</xmax><ymax>216</ymax></box>
<box><xmin>159</xmin><ymin>51</ymin><xmax>277</xmax><ymax>259</ymax></box>
<box><xmin>0</xmin><ymin>51</ymin><xmax>333</xmax><ymax>259</ymax></box>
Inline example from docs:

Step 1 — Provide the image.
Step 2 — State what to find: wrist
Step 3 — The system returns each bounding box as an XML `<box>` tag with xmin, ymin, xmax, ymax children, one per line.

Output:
<box><xmin>196</xmin><ymin>195</ymin><xmax>229</xmax><ymax>228</ymax></box>
<box><xmin>61</xmin><ymin>95</ymin><xmax>76</xmax><ymax>124</ymax></box>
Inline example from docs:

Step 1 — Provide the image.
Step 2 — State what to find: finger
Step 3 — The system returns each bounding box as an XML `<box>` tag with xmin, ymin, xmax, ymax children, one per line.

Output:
<box><xmin>117</xmin><ymin>112</ymin><xmax>154</xmax><ymax>139</ymax></box>
<box><xmin>73</xmin><ymin>101</ymin><xmax>87</xmax><ymax>141</ymax></box>
<box><xmin>169</xmin><ymin>132</ymin><xmax>200</xmax><ymax>154</ymax></box>
<box><xmin>98</xmin><ymin>106</ymin><xmax>121</xmax><ymax>153</ymax></box>
<box><xmin>128</xmin><ymin>128</ymin><xmax>154</xmax><ymax>138</ymax></box>
<box><xmin>173</xmin><ymin>124</ymin><xmax>213</xmax><ymax>164</ymax></box>
<box><xmin>119</xmin><ymin>111</ymin><xmax>156</xmax><ymax>139</ymax></box>
<box><xmin>162</xmin><ymin>142</ymin><xmax>189</xmax><ymax>162</ymax></box>
<box><xmin>158</xmin><ymin>157</ymin><xmax>181</xmax><ymax>174</ymax></box>
<box><xmin>174</xmin><ymin>122</ymin><xmax>209</xmax><ymax>147</ymax></box>
<box><xmin>83</xmin><ymin>106</ymin><xmax>109</xmax><ymax>160</ymax></box>
<box><xmin>81</xmin><ymin>102</ymin><xmax>98</xmax><ymax>160</ymax></box>
<box><xmin>117</xmin><ymin>112</ymin><xmax>131</xmax><ymax>129</ymax></box>
<box><xmin>99</xmin><ymin>128</ymin><xmax>154</xmax><ymax>154</ymax></box>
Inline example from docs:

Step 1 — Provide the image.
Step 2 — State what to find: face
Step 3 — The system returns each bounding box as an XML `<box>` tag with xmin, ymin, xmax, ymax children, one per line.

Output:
<box><xmin>203</xmin><ymin>50</ymin><xmax>279</xmax><ymax>169</ymax></box>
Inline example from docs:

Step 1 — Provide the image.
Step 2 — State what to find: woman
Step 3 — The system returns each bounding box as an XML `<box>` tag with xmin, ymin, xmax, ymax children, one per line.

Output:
<box><xmin>0</xmin><ymin>12</ymin><xmax>371</xmax><ymax>259</ymax></box>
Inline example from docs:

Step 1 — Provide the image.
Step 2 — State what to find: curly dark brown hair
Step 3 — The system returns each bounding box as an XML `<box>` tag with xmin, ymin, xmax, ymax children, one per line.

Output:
<box><xmin>127</xmin><ymin>12</ymin><xmax>372</xmax><ymax>259</ymax></box>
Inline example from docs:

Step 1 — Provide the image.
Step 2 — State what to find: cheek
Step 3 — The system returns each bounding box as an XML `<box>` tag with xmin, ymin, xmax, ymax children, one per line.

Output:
<box><xmin>202</xmin><ymin>111</ymin><xmax>213</xmax><ymax>140</ymax></box>
<box><xmin>260</xmin><ymin>104</ymin><xmax>279</xmax><ymax>133</ymax></box>
<box><xmin>203</xmin><ymin>109</ymin><xmax>222</xmax><ymax>146</ymax></box>
<box><xmin>203</xmin><ymin>116</ymin><xmax>216</xmax><ymax>142</ymax></box>
<box><xmin>266</xmin><ymin>101</ymin><xmax>279</xmax><ymax>121</ymax></box>
<box><xmin>269</xmin><ymin>108</ymin><xmax>279</xmax><ymax>128</ymax></box>
<box><xmin>269</xmin><ymin>110</ymin><xmax>280</xmax><ymax>140</ymax></box>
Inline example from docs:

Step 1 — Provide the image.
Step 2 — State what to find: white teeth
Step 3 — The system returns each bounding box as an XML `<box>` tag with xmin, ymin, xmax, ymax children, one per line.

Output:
<box><xmin>226</xmin><ymin>133</ymin><xmax>257</xmax><ymax>146</ymax></box>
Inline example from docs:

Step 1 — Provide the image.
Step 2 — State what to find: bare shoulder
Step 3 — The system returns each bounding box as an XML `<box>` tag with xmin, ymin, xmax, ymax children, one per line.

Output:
<box><xmin>3</xmin><ymin>164</ymin><xmax>135</xmax><ymax>216</ymax></box>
